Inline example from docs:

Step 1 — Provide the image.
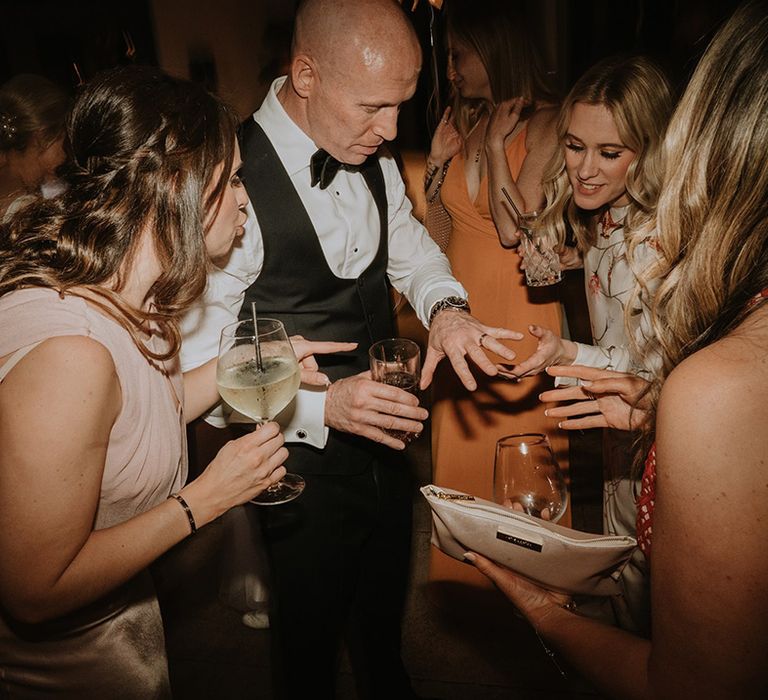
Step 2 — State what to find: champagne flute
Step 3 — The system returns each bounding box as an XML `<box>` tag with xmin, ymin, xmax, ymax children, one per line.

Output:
<box><xmin>368</xmin><ymin>338</ymin><xmax>421</xmax><ymax>445</ymax></box>
<box><xmin>217</xmin><ymin>318</ymin><xmax>305</xmax><ymax>505</ymax></box>
<box><xmin>493</xmin><ymin>433</ymin><xmax>567</xmax><ymax>522</ymax></box>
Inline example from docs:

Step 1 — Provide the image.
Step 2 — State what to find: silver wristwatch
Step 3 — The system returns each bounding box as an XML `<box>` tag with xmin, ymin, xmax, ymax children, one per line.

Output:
<box><xmin>428</xmin><ymin>296</ymin><xmax>470</xmax><ymax>326</ymax></box>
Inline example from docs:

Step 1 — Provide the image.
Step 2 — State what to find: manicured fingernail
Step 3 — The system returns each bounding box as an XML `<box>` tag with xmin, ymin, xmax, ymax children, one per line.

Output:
<box><xmin>544</xmin><ymin>409</ymin><xmax>549</xmax><ymax>416</ymax></box>
<box><xmin>462</xmin><ymin>552</ymin><xmax>477</xmax><ymax>563</ymax></box>
<box><xmin>558</xmin><ymin>422</ymin><xmax>563</xmax><ymax>428</ymax></box>
<box><xmin>581</xmin><ymin>380</ymin><xmax>592</xmax><ymax>386</ymax></box>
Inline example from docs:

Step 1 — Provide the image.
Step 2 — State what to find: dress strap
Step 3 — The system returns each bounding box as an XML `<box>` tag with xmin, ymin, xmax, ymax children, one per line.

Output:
<box><xmin>0</xmin><ymin>342</ymin><xmax>43</xmax><ymax>382</ymax></box>
<box><xmin>747</xmin><ymin>287</ymin><xmax>768</xmax><ymax>309</ymax></box>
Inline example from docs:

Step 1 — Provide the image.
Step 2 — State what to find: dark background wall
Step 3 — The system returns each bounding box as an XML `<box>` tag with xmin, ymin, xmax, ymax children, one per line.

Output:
<box><xmin>0</xmin><ymin>0</ymin><xmax>744</xmax><ymax>151</ymax></box>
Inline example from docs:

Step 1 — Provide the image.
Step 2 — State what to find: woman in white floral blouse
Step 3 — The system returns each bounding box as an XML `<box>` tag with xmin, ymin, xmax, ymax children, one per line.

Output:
<box><xmin>510</xmin><ymin>55</ymin><xmax>672</xmax><ymax>634</ymax></box>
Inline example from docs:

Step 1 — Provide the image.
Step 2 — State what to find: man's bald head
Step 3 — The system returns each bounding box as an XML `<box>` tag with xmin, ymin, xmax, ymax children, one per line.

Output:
<box><xmin>280</xmin><ymin>0</ymin><xmax>422</xmax><ymax>164</ymax></box>
<box><xmin>294</xmin><ymin>0</ymin><xmax>421</xmax><ymax>80</ymax></box>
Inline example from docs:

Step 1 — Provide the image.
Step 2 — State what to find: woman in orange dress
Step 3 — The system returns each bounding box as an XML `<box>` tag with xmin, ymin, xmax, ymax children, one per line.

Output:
<box><xmin>426</xmin><ymin>0</ymin><xmax>567</xmax><ymax>589</ymax></box>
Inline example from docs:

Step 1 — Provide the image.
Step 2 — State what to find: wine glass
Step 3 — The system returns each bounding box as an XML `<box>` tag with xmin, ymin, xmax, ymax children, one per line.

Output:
<box><xmin>368</xmin><ymin>338</ymin><xmax>421</xmax><ymax>445</ymax></box>
<box><xmin>493</xmin><ymin>433</ymin><xmax>567</xmax><ymax>522</ymax></box>
<box><xmin>217</xmin><ymin>318</ymin><xmax>305</xmax><ymax>505</ymax></box>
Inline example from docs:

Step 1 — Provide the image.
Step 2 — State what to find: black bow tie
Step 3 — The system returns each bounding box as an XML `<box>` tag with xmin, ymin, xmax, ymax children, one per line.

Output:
<box><xmin>310</xmin><ymin>149</ymin><xmax>362</xmax><ymax>190</ymax></box>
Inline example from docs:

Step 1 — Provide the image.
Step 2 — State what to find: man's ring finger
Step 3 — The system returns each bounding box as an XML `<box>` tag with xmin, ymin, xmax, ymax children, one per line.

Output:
<box><xmin>479</xmin><ymin>333</ymin><xmax>488</xmax><ymax>348</ymax></box>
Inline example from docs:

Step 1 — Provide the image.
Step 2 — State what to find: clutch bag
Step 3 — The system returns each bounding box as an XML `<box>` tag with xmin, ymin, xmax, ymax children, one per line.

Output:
<box><xmin>422</xmin><ymin>485</ymin><xmax>637</xmax><ymax>596</ymax></box>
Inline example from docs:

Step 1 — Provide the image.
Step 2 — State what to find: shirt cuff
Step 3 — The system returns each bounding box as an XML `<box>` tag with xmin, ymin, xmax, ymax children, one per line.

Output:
<box><xmin>573</xmin><ymin>342</ymin><xmax>612</xmax><ymax>370</ymax></box>
<box><xmin>279</xmin><ymin>385</ymin><xmax>328</xmax><ymax>448</ymax></box>
<box><xmin>553</xmin><ymin>343</ymin><xmax>610</xmax><ymax>388</ymax></box>
<box><xmin>203</xmin><ymin>385</ymin><xmax>329</xmax><ymax>449</ymax></box>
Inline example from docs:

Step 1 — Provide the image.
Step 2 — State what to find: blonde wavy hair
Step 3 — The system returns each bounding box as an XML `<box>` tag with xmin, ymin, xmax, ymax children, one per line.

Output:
<box><xmin>640</xmin><ymin>0</ymin><xmax>768</xmax><ymax>449</ymax></box>
<box><xmin>539</xmin><ymin>55</ymin><xmax>671</xmax><ymax>254</ymax></box>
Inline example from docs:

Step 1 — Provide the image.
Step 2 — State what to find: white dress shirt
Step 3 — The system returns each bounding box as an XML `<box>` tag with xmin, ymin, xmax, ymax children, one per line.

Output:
<box><xmin>180</xmin><ymin>77</ymin><xmax>466</xmax><ymax>446</ymax></box>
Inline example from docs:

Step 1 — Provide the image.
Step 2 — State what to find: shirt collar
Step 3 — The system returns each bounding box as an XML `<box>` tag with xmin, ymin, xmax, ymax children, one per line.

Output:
<box><xmin>253</xmin><ymin>76</ymin><xmax>318</xmax><ymax>177</ymax></box>
<box><xmin>609</xmin><ymin>204</ymin><xmax>631</xmax><ymax>221</ymax></box>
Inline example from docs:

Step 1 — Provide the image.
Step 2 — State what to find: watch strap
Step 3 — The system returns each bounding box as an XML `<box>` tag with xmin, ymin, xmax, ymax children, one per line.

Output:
<box><xmin>428</xmin><ymin>296</ymin><xmax>470</xmax><ymax>326</ymax></box>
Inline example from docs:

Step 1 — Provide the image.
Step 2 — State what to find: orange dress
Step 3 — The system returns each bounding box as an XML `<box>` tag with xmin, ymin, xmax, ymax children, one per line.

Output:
<box><xmin>429</xmin><ymin>127</ymin><xmax>569</xmax><ymax>588</ymax></box>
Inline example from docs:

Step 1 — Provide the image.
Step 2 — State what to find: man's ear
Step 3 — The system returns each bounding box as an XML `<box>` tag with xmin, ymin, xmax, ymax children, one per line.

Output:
<box><xmin>291</xmin><ymin>55</ymin><xmax>315</xmax><ymax>98</ymax></box>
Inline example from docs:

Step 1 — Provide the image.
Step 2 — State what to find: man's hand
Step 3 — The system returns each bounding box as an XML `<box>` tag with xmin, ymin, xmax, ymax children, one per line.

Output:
<box><xmin>290</xmin><ymin>336</ymin><xmax>357</xmax><ymax>386</ymax></box>
<box><xmin>421</xmin><ymin>310</ymin><xmax>523</xmax><ymax>390</ymax></box>
<box><xmin>540</xmin><ymin>365</ymin><xmax>650</xmax><ymax>431</ymax></box>
<box><xmin>324</xmin><ymin>371</ymin><xmax>428</xmax><ymax>450</ymax></box>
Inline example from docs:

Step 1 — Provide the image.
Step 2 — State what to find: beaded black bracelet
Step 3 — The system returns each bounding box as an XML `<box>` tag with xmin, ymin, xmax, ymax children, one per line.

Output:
<box><xmin>426</xmin><ymin>160</ymin><xmax>451</xmax><ymax>203</ymax></box>
<box><xmin>169</xmin><ymin>493</ymin><xmax>197</xmax><ymax>535</ymax></box>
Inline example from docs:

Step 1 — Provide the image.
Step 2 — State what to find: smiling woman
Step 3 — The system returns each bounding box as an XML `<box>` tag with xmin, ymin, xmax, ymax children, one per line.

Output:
<box><xmin>564</xmin><ymin>103</ymin><xmax>636</xmax><ymax>209</ymax></box>
<box><xmin>509</xmin><ymin>55</ymin><xmax>673</xmax><ymax>633</ymax></box>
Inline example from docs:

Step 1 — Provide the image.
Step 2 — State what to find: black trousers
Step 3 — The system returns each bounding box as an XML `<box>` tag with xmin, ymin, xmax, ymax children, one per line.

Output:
<box><xmin>260</xmin><ymin>458</ymin><xmax>415</xmax><ymax>700</ymax></box>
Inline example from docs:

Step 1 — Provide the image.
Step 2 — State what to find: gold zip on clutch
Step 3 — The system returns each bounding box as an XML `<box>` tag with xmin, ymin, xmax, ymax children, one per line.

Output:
<box><xmin>428</xmin><ymin>487</ymin><xmax>476</xmax><ymax>501</ymax></box>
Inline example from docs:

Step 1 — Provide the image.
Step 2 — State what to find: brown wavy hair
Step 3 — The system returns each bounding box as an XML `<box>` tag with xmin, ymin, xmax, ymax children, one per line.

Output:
<box><xmin>0</xmin><ymin>74</ymin><xmax>69</xmax><ymax>153</ymax></box>
<box><xmin>640</xmin><ymin>0</ymin><xmax>768</xmax><ymax>451</ymax></box>
<box><xmin>0</xmin><ymin>66</ymin><xmax>238</xmax><ymax>361</ymax></box>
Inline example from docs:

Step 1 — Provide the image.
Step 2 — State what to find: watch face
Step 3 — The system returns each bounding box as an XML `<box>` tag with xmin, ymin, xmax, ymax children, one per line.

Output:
<box><xmin>429</xmin><ymin>296</ymin><xmax>470</xmax><ymax>325</ymax></box>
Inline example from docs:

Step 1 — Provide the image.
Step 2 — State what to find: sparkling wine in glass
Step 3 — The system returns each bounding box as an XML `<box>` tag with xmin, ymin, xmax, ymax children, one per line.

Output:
<box><xmin>368</xmin><ymin>338</ymin><xmax>421</xmax><ymax>445</ymax></box>
<box><xmin>493</xmin><ymin>433</ymin><xmax>567</xmax><ymax>522</ymax></box>
<box><xmin>217</xmin><ymin>318</ymin><xmax>305</xmax><ymax>505</ymax></box>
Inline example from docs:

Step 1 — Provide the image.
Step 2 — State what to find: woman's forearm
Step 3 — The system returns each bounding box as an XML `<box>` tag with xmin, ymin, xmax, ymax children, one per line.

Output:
<box><xmin>486</xmin><ymin>141</ymin><xmax>526</xmax><ymax>247</ymax></box>
<box><xmin>534</xmin><ymin>606</ymin><xmax>652</xmax><ymax>700</ymax></box>
<box><xmin>6</xmin><ymin>484</ymin><xmax>217</xmax><ymax>624</ymax></box>
<box><xmin>425</xmin><ymin>154</ymin><xmax>450</xmax><ymax>203</ymax></box>
<box><xmin>183</xmin><ymin>356</ymin><xmax>219</xmax><ymax>422</ymax></box>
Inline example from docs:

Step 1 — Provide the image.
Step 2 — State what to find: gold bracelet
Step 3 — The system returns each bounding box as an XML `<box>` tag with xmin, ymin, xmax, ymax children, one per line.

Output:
<box><xmin>169</xmin><ymin>492</ymin><xmax>197</xmax><ymax>535</ymax></box>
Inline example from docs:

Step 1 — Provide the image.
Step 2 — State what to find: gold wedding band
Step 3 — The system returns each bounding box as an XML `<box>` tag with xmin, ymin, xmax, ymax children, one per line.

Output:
<box><xmin>478</xmin><ymin>333</ymin><xmax>488</xmax><ymax>347</ymax></box>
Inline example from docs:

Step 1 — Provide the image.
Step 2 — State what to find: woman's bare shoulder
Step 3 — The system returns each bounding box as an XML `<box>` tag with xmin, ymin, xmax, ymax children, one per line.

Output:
<box><xmin>659</xmin><ymin>319</ymin><xmax>768</xmax><ymax>456</ymax></box>
<box><xmin>526</xmin><ymin>105</ymin><xmax>559</xmax><ymax>145</ymax></box>
<box><xmin>529</xmin><ymin>104</ymin><xmax>558</xmax><ymax>128</ymax></box>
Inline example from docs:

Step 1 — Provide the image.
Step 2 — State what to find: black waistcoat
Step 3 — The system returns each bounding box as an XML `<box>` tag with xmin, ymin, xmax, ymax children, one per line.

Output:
<box><xmin>238</xmin><ymin>120</ymin><xmax>394</xmax><ymax>475</ymax></box>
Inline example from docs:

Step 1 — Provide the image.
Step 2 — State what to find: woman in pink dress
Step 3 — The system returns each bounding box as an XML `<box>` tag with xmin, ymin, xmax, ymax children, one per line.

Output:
<box><xmin>0</xmin><ymin>66</ymin><xmax>335</xmax><ymax>697</ymax></box>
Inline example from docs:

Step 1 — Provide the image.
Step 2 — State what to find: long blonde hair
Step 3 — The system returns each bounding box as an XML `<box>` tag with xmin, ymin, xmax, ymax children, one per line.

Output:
<box><xmin>539</xmin><ymin>55</ymin><xmax>671</xmax><ymax>253</ymax></box>
<box><xmin>641</xmin><ymin>0</ymin><xmax>768</xmax><ymax>446</ymax></box>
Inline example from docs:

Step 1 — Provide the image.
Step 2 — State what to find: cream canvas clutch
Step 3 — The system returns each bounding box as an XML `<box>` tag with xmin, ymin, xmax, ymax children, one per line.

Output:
<box><xmin>422</xmin><ymin>485</ymin><xmax>637</xmax><ymax>596</ymax></box>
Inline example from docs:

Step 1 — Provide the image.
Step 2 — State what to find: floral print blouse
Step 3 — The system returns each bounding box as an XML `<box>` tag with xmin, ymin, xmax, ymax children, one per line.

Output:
<box><xmin>573</xmin><ymin>205</ymin><xmax>660</xmax><ymax>376</ymax></box>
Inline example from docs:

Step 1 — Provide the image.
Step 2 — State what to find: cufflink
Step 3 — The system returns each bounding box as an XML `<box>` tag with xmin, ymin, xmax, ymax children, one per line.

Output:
<box><xmin>295</xmin><ymin>429</ymin><xmax>307</xmax><ymax>440</ymax></box>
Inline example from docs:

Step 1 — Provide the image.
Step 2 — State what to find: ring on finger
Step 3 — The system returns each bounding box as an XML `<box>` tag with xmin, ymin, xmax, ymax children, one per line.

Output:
<box><xmin>478</xmin><ymin>333</ymin><xmax>489</xmax><ymax>348</ymax></box>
